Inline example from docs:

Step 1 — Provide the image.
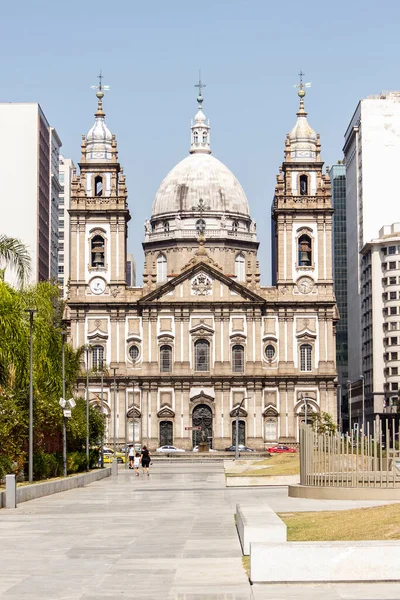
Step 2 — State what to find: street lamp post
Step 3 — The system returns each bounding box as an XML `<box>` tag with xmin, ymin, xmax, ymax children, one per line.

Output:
<box><xmin>100</xmin><ymin>368</ymin><xmax>104</xmax><ymax>469</ymax></box>
<box><xmin>347</xmin><ymin>380</ymin><xmax>352</xmax><ymax>434</ymax></box>
<box><xmin>303</xmin><ymin>395</ymin><xmax>308</xmax><ymax>427</ymax></box>
<box><xmin>113</xmin><ymin>367</ymin><xmax>117</xmax><ymax>455</ymax></box>
<box><xmin>61</xmin><ymin>332</ymin><xmax>67</xmax><ymax>478</ymax></box>
<box><xmin>85</xmin><ymin>346</ymin><xmax>91</xmax><ymax>472</ymax></box>
<box><xmin>360</xmin><ymin>375</ymin><xmax>365</xmax><ymax>435</ymax></box>
<box><xmin>235</xmin><ymin>397</ymin><xmax>250</xmax><ymax>460</ymax></box>
<box><xmin>25</xmin><ymin>309</ymin><xmax>37</xmax><ymax>483</ymax></box>
<box><xmin>337</xmin><ymin>383</ymin><xmax>342</xmax><ymax>433</ymax></box>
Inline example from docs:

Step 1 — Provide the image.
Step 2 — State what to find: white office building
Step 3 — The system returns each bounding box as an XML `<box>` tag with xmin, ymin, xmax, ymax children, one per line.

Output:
<box><xmin>0</xmin><ymin>103</ymin><xmax>62</xmax><ymax>284</ymax></box>
<box><xmin>358</xmin><ymin>223</ymin><xmax>400</xmax><ymax>428</ymax></box>
<box><xmin>343</xmin><ymin>92</ymin><xmax>400</xmax><ymax>381</ymax></box>
<box><xmin>58</xmin><ymin>156</ymin><xmax>75</xmax><ymax>296</ymax></box>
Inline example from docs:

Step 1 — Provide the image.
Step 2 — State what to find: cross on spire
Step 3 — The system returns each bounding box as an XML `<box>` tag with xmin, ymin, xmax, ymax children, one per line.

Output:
<box><xmin>97</xmin><ymin>70</ymin><xmax>104</xmax><ymax>90</ymax></box>
<box><xmin>298</xmin><ymin>69</ymin><xmax>305</xmax><ymax>90</ymax></box>
<box><xmin>195</xmin><ymin>70</ymin><xmax>206</xmax><ymax>98</ymax></box>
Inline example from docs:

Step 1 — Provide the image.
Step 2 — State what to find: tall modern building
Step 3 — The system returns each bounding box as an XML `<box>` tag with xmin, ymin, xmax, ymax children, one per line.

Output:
<box><xmin>343</xmin><ymin>92</ymin><xmax>400</xmax><ymax>381</ymax></box>
<box><xmin>58</xmin><ymin>156</ymin><xmax>75</xmax><ymax>296</ymax></box>
<box><xmin>355</xmin><ymin>223</ymin><xmax>400</xmax><ymax>430</ymax></box>
<box><xmin>126</xmin><ymin>253</ymin><xmax>136</xmax><ymax>287</ymax></box>
<box><xmin>0</xmin><ymin>103</ymin><xmax>62</xmax><ymax>284</ymax></box>
<box><xmin>330</xmin><ymin>163</ymin><xmax>348</xmax><ymax>422</ymax></box>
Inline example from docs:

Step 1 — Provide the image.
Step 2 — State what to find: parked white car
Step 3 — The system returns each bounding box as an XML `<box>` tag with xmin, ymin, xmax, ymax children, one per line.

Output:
<box><xmin>156</xmin><ymin>445</ymin><xmax>186</xmax><ymax>453</ymax></box>
<box><xmin>192</xmin><ymin>445</ymin><xmax>218</xmax><ymax>452</ymax></box>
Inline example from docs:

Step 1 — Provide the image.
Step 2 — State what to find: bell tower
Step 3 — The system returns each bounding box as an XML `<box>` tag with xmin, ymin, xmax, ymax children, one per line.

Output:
<box><xmin>272</xmin><ymin>75</ymin><xmax>333</xmax><ymax>295</ymax></box>
<box><xmin>69</xmin><ymin>76</ymin><xmax>131</xmax><ymax>299</ymax></box>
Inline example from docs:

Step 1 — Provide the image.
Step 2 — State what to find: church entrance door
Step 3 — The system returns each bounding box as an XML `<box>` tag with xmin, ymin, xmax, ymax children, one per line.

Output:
<box><xmin>232</xmin><ymin>420</ymin><xmax>246</xmax><ymax>445</ymax></box>
<box><xmin>192</xmin><ymin>404</ymin><xmax>213</xmax><ymax>448</ymax></box>
<box><xmin>159</xmin><ymin>421</ymin><xmax>173</xmax><ymax>446</ymax></box>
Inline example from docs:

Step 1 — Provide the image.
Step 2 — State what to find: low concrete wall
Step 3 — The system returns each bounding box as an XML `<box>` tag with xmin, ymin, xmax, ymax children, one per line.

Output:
<box><xmin>0</xmin><ymin>468</ymin><xmax>111</xmax><ymax>509</ymax></box>
<box><xmin>236</xmin><ymin>504</ymin><xmax>287</xmax><ymax>555</ymax></box>
<box><xmin>289</xmin><ymin>484</ymin><xmax>400</xmax><ymax>501</ymax></box>
<box><xmin>227</xmin><ymin>474</ymin><xmax>299</xmax><ymax>487</ymax></box>
<box><xmin>250</xmin><ymin>540</ymin><xmax>400</xmax><ymax>583</ymax></box>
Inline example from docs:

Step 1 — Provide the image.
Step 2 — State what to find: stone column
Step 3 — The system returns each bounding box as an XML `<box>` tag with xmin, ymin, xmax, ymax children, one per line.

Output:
<box><xmin>318</xmin><ymin>309</ymin><xmax>327</xmax><ymax>367</ymax></box>
<box><xmin>223</xmin><ymin>382</ymin><xmax>231</xmax><ymax>443</ymax></box>
<box><xmin>118</xmin><ymin>216</ymin><xmax>126</xmax><ymax>283</ymax></box>
<box><xmin>223</xmin><ymin>318</ymin><xmax>230</xmax><ymax>363</ymax></box>
<box><xmin>317</xmin><ymin>216</ymin><xmax>324</xmax><ymax>283</ymax></box>
<box><xmin>110</xmin><ymin>313</ymin><xmax>117</xmax><ymax>365</ymax></box>
<box><xmin>286</xmin><ymin>312</ymin><xmax>294</xmax><ymax>365</ymax></box>
<box><xmin>285</xmin><ymin>215</ymin><xmax>293</xmax><ymax>282</ymax></box>
<box><xmin>254</xmin><ymin>314</ymin><xmax>262</xmax><ymax>364</ymax></box>
<box><xmin>142</xmin><ymin>312</ymin><xmax>150</xmax><ymax>363</ymax></box>
<box><xmin>110</xmin><ymin>220</ymin><xmax>117</xmax><ymax>283</ymax></box>
<box><xmin>286</xmin><ymin>380</ymin><xmax>296</xmax><ymax>440</ymax></box>
<box><xmin>182</xmin><ymin>382</ymin><xmax>191</xmax><ymax>449</ymax></box>
<box><xmin>278</xmin><ymin>315</ymin><xmax>285</xmax><ymax>364</ymax></box>
<box><xmin>150</xmin><ymin>315</ymin><xmax>158</xmax><ymax>367</ymax></box>
<box><xmin>149</xmin><ymin>383</ymin><xmax>158</xmax><ymax>449</ymax></box>
<box><xmin>118</xmin><ymin>382</ymin><xmax>126</xmax><ymax>445</ymax></box>
<box><xmin>183</xmin><ymin>317</ymin><xmax>190</xmax><ymax>364</ymax></box>
<box><xmin>214</xmin><ymin>382</ymin><xmax>223</xmax><ymax>447</ymax></box>
<box><xmin>254</xmin><ymin>382</ymin><xmax>263</xmax><ymax>447</ymax></box>
<box><xmin>214</xmin><ymin>318</ymin><xmax>222</xmax><ymax>364</ymax></box>
<box><xmin>141</xmin><ymin>382</ymin><xmax>150</xmax><ymax>445</ymax></box>
<box><xmin>79</xmin><ymin>220</ymin><xmax>86</xmax><ymax>285</ymax></box>
<box><xmin>279</xmin><ymin>382</ymin><xmax>287</xmax><ymax>439</ymax></box>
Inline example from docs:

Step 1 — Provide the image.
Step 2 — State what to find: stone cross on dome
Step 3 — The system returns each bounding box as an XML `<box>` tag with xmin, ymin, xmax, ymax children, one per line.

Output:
<box><xmin>293</xmin><ymin>69</ymin><xmax>312</xmax><ymax>116</ymax></box>
<box><xmin>91</xmin><ymin>70</ymin><xmax>110</xmax><ymax>117</ymax></box>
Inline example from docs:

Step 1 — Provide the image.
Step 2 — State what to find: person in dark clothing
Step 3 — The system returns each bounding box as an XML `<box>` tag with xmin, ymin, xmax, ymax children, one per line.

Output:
<box><xmin>141</xmin><ymin>445</ymin><xmax>151</xmax><ymax>476</ymax></box>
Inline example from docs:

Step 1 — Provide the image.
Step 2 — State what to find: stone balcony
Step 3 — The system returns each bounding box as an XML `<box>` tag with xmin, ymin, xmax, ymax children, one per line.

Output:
<box><xmin>146</xmin><ymin>228</ymin><xmax>257</xmax><ymax>243</ymax></box>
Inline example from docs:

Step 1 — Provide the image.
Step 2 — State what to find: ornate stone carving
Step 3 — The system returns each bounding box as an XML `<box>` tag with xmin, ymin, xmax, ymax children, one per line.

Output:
<box><xmin>191</xmin><ymin>272</ymin><xmax>212</xmax><ymax>296</ymax></box>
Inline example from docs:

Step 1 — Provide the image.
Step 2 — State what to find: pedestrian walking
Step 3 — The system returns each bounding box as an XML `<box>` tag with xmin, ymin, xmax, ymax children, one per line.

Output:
<box><xmin>133</xmin><ymin>452</ymin><xmax>141</xmax><ymax>476</ymax></box>
<box><xmin>128</xmin><ymin>444</ymin><xmax>135</xmax><ymax>469</ymax></box>
<box><xmin>141</xmin><ymin>445</ymin><xmax>151</xmax><ymax>476</ymax></box>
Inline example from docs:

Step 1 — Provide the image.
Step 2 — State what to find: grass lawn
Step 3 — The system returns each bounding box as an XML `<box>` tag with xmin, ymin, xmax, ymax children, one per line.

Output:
<box><xmin>242</xmin><ymin>556</ymin><xmax>250</xmax><ymax>577</ymax></box>
<box><xmin>225</xmin><ymin>453</ymin><xmax>300</xmax><ymax>477</ymax></box>
<box><xmin>280</xmin><ymin>503</ymin><xmax>400</xmax><ymax>541</ymax></box>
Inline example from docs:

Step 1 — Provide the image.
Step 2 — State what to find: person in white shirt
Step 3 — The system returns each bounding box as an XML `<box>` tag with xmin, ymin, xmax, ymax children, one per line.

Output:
<box><xmin>128</xmin><ymin>445</ymin><xmax>135</xmax><ymax>469</ymax></box>
<box><xmin>133</xmin><ymin>452</ymin><xmax>141</xmax><ymax>476</ymax></box>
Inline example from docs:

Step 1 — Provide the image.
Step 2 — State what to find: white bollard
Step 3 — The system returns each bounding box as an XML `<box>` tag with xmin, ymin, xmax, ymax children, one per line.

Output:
<box><xmin>6</xmin><ymin>474</ymin><xmax>17</xmax><ymax>509</ymax></box>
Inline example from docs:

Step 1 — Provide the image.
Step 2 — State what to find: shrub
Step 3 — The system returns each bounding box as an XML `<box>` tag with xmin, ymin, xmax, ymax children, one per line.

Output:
<box><xmin>0</xmin><ymin>455</ymin><xmax>13</xmax><ymax>481</ymax></box>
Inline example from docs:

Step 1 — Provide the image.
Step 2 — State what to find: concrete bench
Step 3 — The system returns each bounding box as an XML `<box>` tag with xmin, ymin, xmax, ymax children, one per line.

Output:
<box><xmin>250</xmin><ymin>540</ymin><xmax>400</xmax><ymax>583</ymax></box>
<box><xmin>236</xmin><ymin>504</ymin><xmax>287</xmax><ymax>555</ymax></box>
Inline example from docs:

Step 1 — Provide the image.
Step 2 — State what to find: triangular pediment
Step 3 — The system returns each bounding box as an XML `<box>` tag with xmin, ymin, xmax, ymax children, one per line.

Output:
<box><xmin>263</xmin><ymin>404</ymin><xmax>279</xmax><ymax>417</ymax></box>
<box><xmin>157</xmin><ymin>405</ymin><xmax>175</xmax><ymax>418</ymax></box>
<box><xmin>230</xmin><ymin>405</ymin><xmax>248</xmax><ymax>417</ymax></box>
<box><xmin>127</xmin><ymin>405</ymin><xmax>141</xmax><ymax>418</ymax></box>
<box><xmin>138</xmin><ymin>262</ymin><xmax>266</xmax><ymax>305</ymax></box>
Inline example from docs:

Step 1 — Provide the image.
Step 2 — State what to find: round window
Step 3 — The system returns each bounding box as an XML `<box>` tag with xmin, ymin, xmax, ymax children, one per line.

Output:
<box><xmin>265</xmin><ymin>344</ymin><xmax>276</xmax><ymax>360</ymax></box>
<box><xmin>129</xmin><ymin>345</ymin><xmax>139</xmax><ymax>362</ymax></box>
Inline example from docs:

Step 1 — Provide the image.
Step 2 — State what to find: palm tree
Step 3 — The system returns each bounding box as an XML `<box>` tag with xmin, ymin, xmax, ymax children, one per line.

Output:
<box><xmin>0</xmin><ymin>234</ymin><xmax>31</xmax><ymax>287</ymax></box>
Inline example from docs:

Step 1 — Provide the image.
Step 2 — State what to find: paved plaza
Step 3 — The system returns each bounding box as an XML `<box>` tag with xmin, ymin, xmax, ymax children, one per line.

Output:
<box><xmin>1</xmin><ymin>463</ymin><xmax>400</xmax><ymax>599</ymax></box>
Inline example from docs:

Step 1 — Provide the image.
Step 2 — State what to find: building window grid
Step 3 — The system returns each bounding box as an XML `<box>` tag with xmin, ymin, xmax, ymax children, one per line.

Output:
<box><xmin>300</xmin><ymin>344</ymin><xmax>312</xmax><ymax>372</ymax></box>
<box><xmin>194</xmin><ymin>339</ymin><xmax>210</xmax><ymax>372</ymax></box>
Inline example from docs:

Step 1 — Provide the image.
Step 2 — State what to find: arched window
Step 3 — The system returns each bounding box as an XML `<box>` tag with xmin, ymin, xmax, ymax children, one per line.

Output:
<box><xmin>160</xmin><ymin>345</ymin><xmax>172</xmax><ymax>372</ymax></box>
<box><xmin>232</xmin><ymin>345</ymin><xmax>244</xmax><ymax>373</ymax></box>
<box><xmin>91</xmin><ymin>235</ymin><xmax>105</xmax><ymax>268</ymax></box>
<box><xmin>232</xmin><ymin>220</ymin><xmax>239</xmax><ymax>233</ymax></box>
<box><xmin>300</xmin><ymin>344</ymin><xmax>312</xmax><ymax>372</ymax></box>
<box><xmin>196</xmin><ymin>219</ymin><xmax>206</xmax><ymax>234</ymax></box>
<box><xmin>92</xmin><ymin>345</ymin><xmax>104</xmax><ymax>370</ymax></box>
<box><xmin>157</xmin><ymin>254</ymin><xmax>167</xmax><ymax>282</ymax></box>
<box><xmin>202</xmin><ymin>131</ymin><xmax>207</xmax><ymax>143</ymax></box>
<box><xmin>194</xmin><ymin>131</ymin><xmax>199</xmax><ymax>143</ymax></box>
<box><xmin>94</xmin><ymin>175</ymin><xmax>103</xmax><ymax>197</ymax></box>
<box><xmin>163</xmin><ymin>221</ymin><xmax>170</xmax><ymax>233</ymax></box>
<box><xmin>195</xmin><ymin>339</ymin><xmax>210</xmax><ymax>372</ymax></box>
<box><xmin>235</xmin><ymin>254</ymin><xmax>245</xmax><ymax>281</ymax></box>
<box><xmin>298</xmin><ymin>234</ymin><xmax>312</xmax><ymax>267</ymax></box>
<box><xmin>299</xmin><ymin>174</ymin><xmax>308</xmax><ymax>195</ymax></box>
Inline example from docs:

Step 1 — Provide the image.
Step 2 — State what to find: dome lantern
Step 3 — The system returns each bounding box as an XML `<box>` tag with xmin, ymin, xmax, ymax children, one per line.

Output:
<box><xmin>190</xmin><ymin>72</ymin><xmax>211</xmax><ymax>154</ymax></box>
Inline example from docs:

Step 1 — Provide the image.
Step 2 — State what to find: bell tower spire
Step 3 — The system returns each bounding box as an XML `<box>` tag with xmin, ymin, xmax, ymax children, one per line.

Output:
<box><xmin>190</xmin><ymin>71</ymin><xmax>211</xmax><ymax>154</ymax></box>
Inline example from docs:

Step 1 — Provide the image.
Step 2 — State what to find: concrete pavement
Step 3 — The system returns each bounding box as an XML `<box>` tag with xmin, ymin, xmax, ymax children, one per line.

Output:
<box><xmin>1</xmin><ymin>462</ymin><xmax>400</xmax><ymax>599</ymax></box>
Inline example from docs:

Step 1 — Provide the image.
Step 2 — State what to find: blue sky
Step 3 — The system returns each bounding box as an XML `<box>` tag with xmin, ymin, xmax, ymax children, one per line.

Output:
<box><xmin>2</xmin><ymin>0</ymin><xmax>400</xmax><ymax>283</ymax></box>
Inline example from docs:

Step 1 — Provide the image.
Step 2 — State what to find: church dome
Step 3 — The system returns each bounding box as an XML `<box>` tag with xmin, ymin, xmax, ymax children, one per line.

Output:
<box><xmin>152</xmin><ymin>152</ymin><xmax>249</xmax><ymax>217</ymax></box>
<box><xmin>152</xmin><ymin>91</ymin><xmax>249</xmax><ymax>218</ymax></box>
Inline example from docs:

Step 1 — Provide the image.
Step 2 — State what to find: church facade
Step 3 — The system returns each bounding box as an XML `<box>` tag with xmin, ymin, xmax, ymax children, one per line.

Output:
<box><xmin>66</xmin><ymin>82</ymin><xmax>338</xmax><ymax>450</ymax></box>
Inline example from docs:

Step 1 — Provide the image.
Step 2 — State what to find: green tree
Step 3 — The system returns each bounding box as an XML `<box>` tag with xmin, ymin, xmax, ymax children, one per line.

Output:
<box><xmin>310</xmin><ymin>411</ymin><xmax>337</xmax><ymax>435</ymax></box>
<box><xmin>0</xmin><ymin>234</ymin><xmax>31</xmax><ymax>287</ymax></box>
